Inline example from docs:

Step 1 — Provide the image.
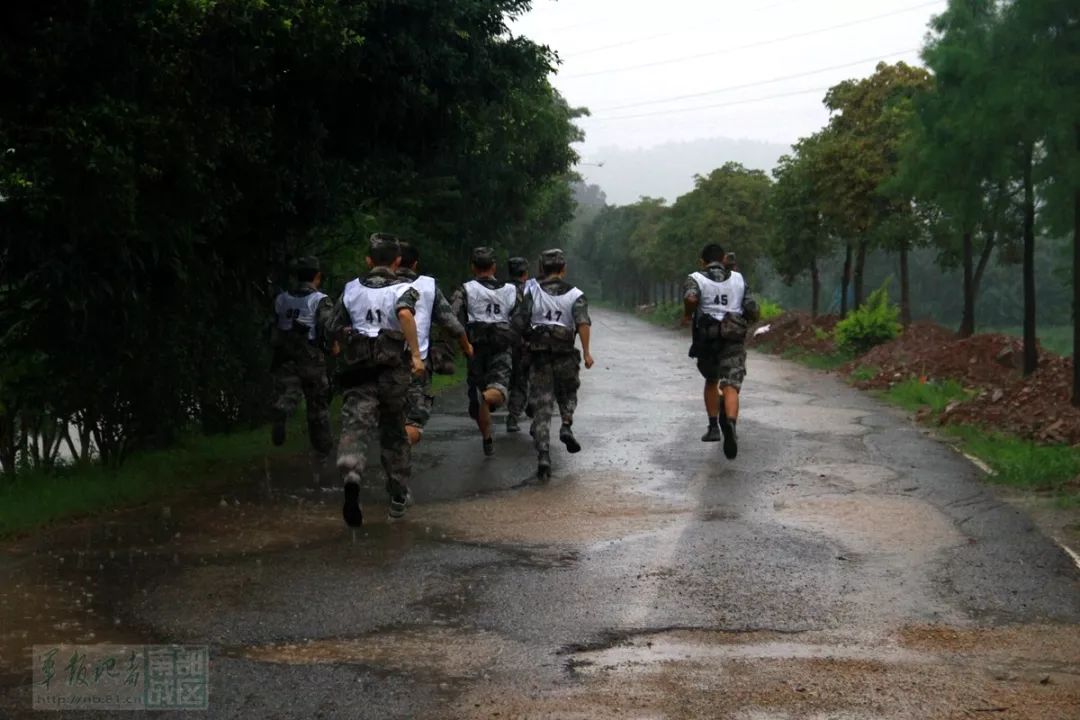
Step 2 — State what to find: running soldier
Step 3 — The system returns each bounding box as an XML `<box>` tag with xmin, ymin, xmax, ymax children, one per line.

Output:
<box><xmin>505</xmin><ymin>256</ymin><xmax>532</xmax><ymax>433</ymax></box>
<box><xmin>270</xmin><ymin>256</ymin><xmax>333</xmax><ymax>461</ymax></box>
<box><xmin>326</xmin><ymin>234</ymin><xmax>425</xmax><ymax>526</ymax></box>
<box><xmin>512</xmin><ymin>248</ymin><xmax>594</xmax><ymax>480</ymax></box>
<box><xmin>450</xmin><ymin>247</ymin><xmax>519</xmax><ymax>457</ymax></box>
<box><xmin>397</xmin><ymin>242</ymin><xmax>473</xmax><ymax>446</ymax></box>
<box><xmin>682</xmin><ymin>242</ymin><xmax>760</xmax><ymax>460</ymax></box>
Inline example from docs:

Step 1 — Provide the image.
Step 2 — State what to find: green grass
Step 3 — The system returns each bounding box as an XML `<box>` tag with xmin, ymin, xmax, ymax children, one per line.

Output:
<box><xmin>0</xmin><ymin>361</ymin><xmax>470</xmax><ymax>538</ymax></box>
<box><xmin>981</xmin><ymin>324</ymin><xmax>1072</xmax><ymax>357</ymax></box>
<box><xmin>882</xmin><ymin>378</ymin><xmax>974</xmax><ymax>413</ymax></box>
<box><xmin>638</xmin><ymin>301</ymin><xmax>684</xmax><ymax>328</ymax></box>
<box><xmin>848</xmin><ymin>365</ymin><xmax>880</xmax><ymax>383</ymax></box>
<box><xmin>758</xmin><ymin>298</ymin><xmax>784</xmax><ymax>322</ymax></box>
<box><xmin>780</xmin><ymin>347</ymin><xmax>855</xmax><ymax>371</ymax></box>
<box><xmin>880</xmin><ymin>378</ymin><xmax>1079</xmax><ymax>504</ymax></box>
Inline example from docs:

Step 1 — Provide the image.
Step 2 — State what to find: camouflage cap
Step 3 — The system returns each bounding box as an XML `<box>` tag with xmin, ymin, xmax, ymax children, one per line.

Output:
<box><xmin>294</xmin><ymin>255</ymin><xmax>320</xmax><ymax>273</ymax></box>
<box><xmin>540</xmin><ymin>248</ymin><xmax>566</xmax><ymax>266</ymax></box>
<box><xmin>471</xmin><ymin>246</ymin><xmax>497</xmax><ymax>265</ymax></box>
<box><xmin>369</xmin><ymin>232</ymin><xmax>401</xmax><ymax>254</ymax></box>
<box><xmin>508</xmin><ymin>256</ymin><xmax>529</xmax><ymax>276</ymax></box>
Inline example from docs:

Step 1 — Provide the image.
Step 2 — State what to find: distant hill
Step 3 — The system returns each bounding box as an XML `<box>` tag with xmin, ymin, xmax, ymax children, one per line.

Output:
<box><xmin>577</xmin><ymin>137</ymin><xmax>791</xmax><ymax>206</ymax></box>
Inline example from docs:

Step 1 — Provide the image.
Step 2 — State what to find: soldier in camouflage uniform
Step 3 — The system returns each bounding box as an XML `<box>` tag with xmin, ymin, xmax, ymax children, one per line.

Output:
<box><xmin>396</xmin><ymin>241</ymin><xmax>473</xmax><ymax>446</ymax></box>
<box><xmin>505</xmin><ymin>256</ymin><xmax>532</xmax><ymax>433</ymax></box>
<box><xmin>512</xmin><ymin>248</ymin><xmax>594</xmax><ymax>480</ymax></box>
<box><xmin>325</xmin><ymin>234</ymin><xmax>425</xmax><ymax>526</ymax></box>
<box><xmin>450</xmin><ymin>247</ymin><xmax>519</xmax><ymax>457</ymax></box>
<box><xmin>270</xmin><ymin>256</ymin><xmax>334</xmax><ymax>460</ymax></box>
<box><xmin>682</xmin><ymin>242</ymin><xmax>760</xmax><ymax>460</ymax></box>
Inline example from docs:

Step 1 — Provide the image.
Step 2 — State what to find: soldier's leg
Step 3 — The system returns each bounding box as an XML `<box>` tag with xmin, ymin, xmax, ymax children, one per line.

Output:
<box><xmin>529</xmin><ymin>355</ymin><xmax>555</xmax><ymax>477</ymax></box>
<box><xmin>506</xmin><ymin>347</ymin><xmax>528</xmax><ymax>430</ymax></box>
<box><xmin>378</xmin><ymin>366</ymin><xmax>413</xmax><ymax>516</ymax></box>
<box><xmin>404</xmin><ymin>370</ymin><xmax>433</xmax><ymax>446</ymax></box>
<box><xmin>300</xmin><ymin>362</ymin><xmax>334</xmax><ymax>457</ymax></box>
<box><xmin>696</xmin><ymin>348</ymin><xmax>724</xmax><ymax>443</ymax></box>
<box><xmin>478</xmin><ymin>348</ymin><xmax>510</xmax><ymax>456</ymax></box>
<box><xmin>716</xmin><ymin>343</ymin><xmax>747</xmax><ymax>459</ymax></box>
<box><xmin>337</xmin><ymin>382</ymin><xmax>379</xmax><ymax>526</ymax></box>
<box><xmin>271</xmin><ymin>362</ymin><xmax>303</xmax><ymax>446</ymax></box>
<box><xmin>554</xmin><ymin>352</ymin><xmax>583</xmax><ymax>454</ymax></box>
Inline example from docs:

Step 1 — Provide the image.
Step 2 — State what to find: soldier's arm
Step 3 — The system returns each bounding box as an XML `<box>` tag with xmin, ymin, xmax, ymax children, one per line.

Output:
<box><xmin>395</xmin><ymin>288</ymin><xmax>425</xmax><ymax>376</ymax></box>
<box><xmin>574</xmin><ymin>296</ymin><xmax>594</xmax><ymax>369</ymax></box>
<box><xmin>325</xmin><ymin>295</ymin><xmax>352</xmax><ymax>344</ymax></box>
<box><xmin>742</xmin><ymin>284</ymin><xmax>761</xmax><ymax>323</ymax></box>
<box><xmin>433</xmin><ymin>287</ymin><xmax>472</xmax><ymax>357</ymax></box>
<box><xmin>315</xmin><ymin>295</ymin><xmax>336</xmax><ymax>353</ymax></box>
<box><xmin>449</xmin><ymin>285</ymin><xmax>468</xmax><ymax>328</ymax></box>
<box><xmin>682</xmin><ymin>276</ymin><xmax>701</xmax><ymax>326</ymax></box>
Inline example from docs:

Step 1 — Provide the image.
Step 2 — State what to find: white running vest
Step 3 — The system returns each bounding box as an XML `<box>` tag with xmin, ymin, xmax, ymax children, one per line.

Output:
<box><xmin>691</xmin><ymin>271</ymin><xmax>745</xmax><ymax>321</ymax></box>
<box><xmin>529</xmin><ymin>283</ymin><xmax>583</xmax><ymax>330</ymax></box>
<box><xmin>342</xmin><ymin>279</ymin><xmax>410</xmax><ymax>337</ymax></box>
<box><xmin>464</xmin><ymin>280</ymin><xmax>517</xmax><ymax>324</ymax></box>
<box><xmin>410</xmin><ymin>275</ymin><xmax>437</xmax><ymax>360</ymax></box>
<box><xmin>275</xmin><ymin>290</ymin><xmax>328</xmax><ymax>341</ymax></box>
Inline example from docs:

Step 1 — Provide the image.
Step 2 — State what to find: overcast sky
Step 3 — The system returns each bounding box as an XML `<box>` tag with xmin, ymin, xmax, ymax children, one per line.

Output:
<box><xmin>511</xmin><ymin>0</ymin><xmax>945</xmax><ymax>162</ymax></box>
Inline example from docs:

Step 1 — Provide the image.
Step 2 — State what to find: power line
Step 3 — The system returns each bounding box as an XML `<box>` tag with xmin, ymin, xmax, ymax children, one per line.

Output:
<box><xmin>584</xmin><ymin>86</ymin><xmax>833</xmax><ymax>123</ymax></box>
<box><xmin>564</xmin><ymin>0</ymin><xmax>804</xmax><ymax>58</ymax></box>
<box><xmin>562</xmin><ymin>0</ymin><xmax>943</xmax><ymax>80</ymax></box>
<box><xmin>595</xmin><ymin>48</ymin><xmax>920</xmax><ymax>112</ymax></box>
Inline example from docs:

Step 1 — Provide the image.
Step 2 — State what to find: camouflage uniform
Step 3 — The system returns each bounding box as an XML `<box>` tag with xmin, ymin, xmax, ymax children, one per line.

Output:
<box><xmin>327</xmin><ymin>266</ymin><xmax>419</xmax><ymax>499</ymax></box>
<box><xmin>506</xmin><ymin>257</ymin><xmax>531</xmax><ymax>420</ymax></box>
<box><xmin>450</xmin><ymin>257</ymin><xmax>518</xmax><ymax>402</ymax></box>
<box><xmin>271</xmin><ymin>272</ymin><xmax>334</xmax><ymax>456</ymax></box>
<box><xmin>397</xmin><ymin>267</ymin><xmax>465</xmax><ymax>430</ymax></box>
<box><xmin>684</xmin><ymin>262</ymin><xmax>760</xmax><ymax>390</ymax></box>
<box><xmin>513</xmin><ymin>274</ymin><xmax>591</xmax><ymax>455</ymax></box>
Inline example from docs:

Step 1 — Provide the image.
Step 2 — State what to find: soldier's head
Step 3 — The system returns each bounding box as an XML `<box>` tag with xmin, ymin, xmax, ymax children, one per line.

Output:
<box><xmin>294</xmin><ymin>256</ymin><xmax>322</xmax><ymax>288</ymax></box>
<box><xmin>508</xmin><ymin>256</ymin><xmax>529</xmax><ymax>281</ymax></box>
<box><xmin>470</xmin><ymin>247</ymin><xmax>497</xmax><ymax>277</ymax></box>
<box><xmin>399</xmin><ymin>241</ymin><xmax>420</xmax><ymax>271</ymax></box>
<box><xmin>367</xmin><ymin>232</ymin><xmax>402</xmax><ymax>270</ymax></box>
<box><xmin>540</xmin><ymin>248</ymin><xmax>567</xmax><ymax>279</ymax></box>
<box><xmin>699</xmin><ymin>243</ymin><xmax>726</xmax><ymax>268</ymax></box>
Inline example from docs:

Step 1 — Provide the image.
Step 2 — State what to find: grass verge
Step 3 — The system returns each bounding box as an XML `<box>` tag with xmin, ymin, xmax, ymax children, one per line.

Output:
<box><xmin>780</xmin><ymin>347</ymin><xmax>855</xmax><ymax>371</ymax></box>
<box><xmin>882</xmin><ymin>378</ymin><xmax>1080</xmax><ymax>506</ymax></box>
<box><xmin>0</xmin><ymin>358</ymin><xmax>470</xmax><ymax>538</ymax></box>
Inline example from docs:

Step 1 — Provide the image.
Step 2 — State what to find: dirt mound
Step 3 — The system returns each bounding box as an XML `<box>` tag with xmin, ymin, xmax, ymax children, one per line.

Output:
<box><xmin>750</xmin><ymin>311</ymin><xmax>839</xmax><ymax>354</ymax></box>
<box><xmin>757</xmin><ymin>313</ymin><xmax>1078</xmax><ymax>446</ymax></box>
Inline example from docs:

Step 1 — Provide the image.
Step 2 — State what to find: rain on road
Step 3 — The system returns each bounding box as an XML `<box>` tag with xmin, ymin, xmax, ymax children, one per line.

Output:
<box><xmin>2</xmin><ymin>309</ymin><xmax>1079</xmax><ymax>719</ymax></box>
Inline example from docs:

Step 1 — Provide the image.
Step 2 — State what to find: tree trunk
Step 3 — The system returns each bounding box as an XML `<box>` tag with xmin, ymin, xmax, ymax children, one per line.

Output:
<box><xmin>853</xmin><ymin>240</ymin><xmax>867</xmax><ymax>309</ymax></box>
<box><xmin>1022</xmin><ymin>141</ymin><xmax>1038</xmax><ymax>376</ymax></box>
<box><xmin>840</xmin><ymin>243</ymin><xmax>852</xmax><ymax>317</ymax></box>
<box><xmin>899</xmin><ymin>240</ymin><xmax>911</xmax><ymax>327</ymax></box>
<box><xmin>1073</xmin><ymin>123</ymin><xmax>1080</xmax><ymax>406</ymax></box>
<box><xmin>810</xmin><ymin>257</ymin><xmax>821</xmax><ymax>319</ymax></box>
<box><xmin>958</xmin><ymin>231</ymin><xmax>975</xmax><ymax>338</ymax></box>
<box><xmin>972</xmin><ymin>229</ymin><xmax>996</xmax><ymax>302</ymax></box>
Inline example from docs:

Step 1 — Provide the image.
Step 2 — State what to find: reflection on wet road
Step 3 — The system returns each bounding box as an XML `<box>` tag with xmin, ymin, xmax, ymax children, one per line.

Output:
<box><xmin>2</xmin><ymin>309</ymin><xmax>1079</xmax><ymax>718</ymax></box>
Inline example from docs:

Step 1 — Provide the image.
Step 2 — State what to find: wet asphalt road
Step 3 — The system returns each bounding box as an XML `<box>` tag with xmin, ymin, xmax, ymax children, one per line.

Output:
<box><xmin>2</xmin><ymin>308</ymin><xmax>1079</xmax><ymax>719</ymax></box>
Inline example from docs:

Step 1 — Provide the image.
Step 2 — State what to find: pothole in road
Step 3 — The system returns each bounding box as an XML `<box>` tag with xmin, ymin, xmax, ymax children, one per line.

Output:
<box><xmin>413</xmin><ymin>471</ymin><xmax>694</xmax><ymax>545</ymax></box>
<box><xmin>772</xmin><ymin>494</ymin><xmax>963</xmax><ymax>557</ymax></box>
<box><xmin>240</xmin><ymin>626</ymin><xmax>527</xmax><ymax>680</ymax></box>
<box><xmin>450</xmin><ymin>626</ymin><xmax>1080</xmax><ymax>720</ymax></box>
<box><xmin>796</xmin><ymin>463</ymin><xmax>898</xmax><ymax>490</ymax></box>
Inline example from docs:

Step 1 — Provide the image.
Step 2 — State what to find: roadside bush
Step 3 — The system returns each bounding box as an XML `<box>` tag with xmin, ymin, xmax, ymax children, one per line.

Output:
<box><xmin>834</xmin><ymin>283</ymin><xmax>902</xmax><ymax>355</ymax></box>
<box><xmin>758</xmin><ymin>298</ymin><xmax>784</xmax><ymax>322</ymax></box>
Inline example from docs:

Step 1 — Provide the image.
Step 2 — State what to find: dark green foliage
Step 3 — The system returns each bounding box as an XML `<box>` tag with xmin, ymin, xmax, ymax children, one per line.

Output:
<box><xmin>0</xmin><ymin>0</ymin><xmax>579</xmax><ymax>476</ymax></box>
<box><xmin>834</xmin><ymin>282</ymin><xmax>902</xmax><ymax>355</ymax></box>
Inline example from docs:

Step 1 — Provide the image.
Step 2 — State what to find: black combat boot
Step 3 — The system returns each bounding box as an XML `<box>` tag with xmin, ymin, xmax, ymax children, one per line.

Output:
<box><xmin>720</xmin><ymin>417</ymin><xmax>738</xmax><ymax>460</ymax></box>
<box><xmin>701</xmin><ymin>417</ymin><xmax>722</xmax><ymax>442</ymax></box>
<box><xmin>559</xmin><ymin>423</ymin><xmax>581</xmax><ymax>454</ymax></box>
<box><xmin>506</xmin><ymin>415</ymin><xmax>521</xmax><ymax>433</ymax></box>
<box><xmin>482</xmin><ymin>436</ymin><xmax>495</xmax><ymax>457</ymax></box>
<box><xmin>342</xmin><ymin>481</ymin><xmax>363</xmax><ymax>528</ymax></box>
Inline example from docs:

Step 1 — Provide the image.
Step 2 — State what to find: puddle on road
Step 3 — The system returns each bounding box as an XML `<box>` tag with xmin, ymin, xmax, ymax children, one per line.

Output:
<box><xmin>240</xmin><ymin>626</ymin><xmax>527</xmax><ymax>680</ymax></box>
<box><xmin>450</xmin><ymin>626</ymin><xmax>1080</xmax><ymax>720</ymax></box>
<box><xmin>413</xmin><ymin>471</ymin><xmax>694</xmax><ymax>545</ymax></box>
<box><xmin>773</xmin><ymin>494</ymin><xmax>963</xmax><ymax>557</ymax></box>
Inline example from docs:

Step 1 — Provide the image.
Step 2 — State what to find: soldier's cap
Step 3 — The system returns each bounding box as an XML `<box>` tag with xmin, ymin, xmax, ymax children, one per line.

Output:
<box><xmin>540</xmin><ymin>248</ymin><xmax>566</xmax><ymax>266</ymax></box>
<box><xmin>294</xmin><ymin>255</ymin><xmax>320</xmax><ymax>273</ymax></box>
<box><xmin>471</xmin><ymin>246</ymin><xmax>497</xmax><ymax>265</ymax></box>
<box><xmin>369</xmin><ymin>232</ymin><xmax>401</xmax><ymax>253</ymax></box>
<box><xmin>508</xmin><ymin>256</ymin><xmax>529</xmax><ymax>275</ymax></box>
